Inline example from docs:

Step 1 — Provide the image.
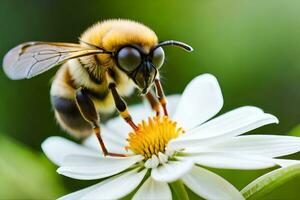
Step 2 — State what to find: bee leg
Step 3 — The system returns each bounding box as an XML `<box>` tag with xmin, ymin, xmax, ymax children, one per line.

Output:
<box><xmin>145</xmin><ymin>91</ymin><xmax>160</xmax><ymax>116</ymax></box>
<box><xmin>154</xmin><ymin>79</ymin><xmax>168</xmax><ymax>116</ymax></box>
<box><xmin>75</xmin><ymin>88</ymin><xmax>126</xmax><ymax>157</ymax></box>
<box><xmin>109</xmin><ymin>83</ymin><xmax>139</xmax><ymax>131</ymax></box>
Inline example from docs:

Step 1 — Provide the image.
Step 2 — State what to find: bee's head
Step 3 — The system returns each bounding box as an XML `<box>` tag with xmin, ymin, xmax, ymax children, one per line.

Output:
<box><xmin>113</xmin><ymin>41</ymin><xmax>193</xmax><ymax>94</ymax></box>
<box><xmin>114</xmin><ymin>45</ymin><xmax>164</xmax><ymax>94</ymax></box>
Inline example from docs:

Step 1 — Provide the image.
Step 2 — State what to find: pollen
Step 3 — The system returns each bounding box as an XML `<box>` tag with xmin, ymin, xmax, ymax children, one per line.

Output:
<box><xmin>126</xmin><ymin>116</ymin><xmax>184</xmax><ymax>160</ymax></box>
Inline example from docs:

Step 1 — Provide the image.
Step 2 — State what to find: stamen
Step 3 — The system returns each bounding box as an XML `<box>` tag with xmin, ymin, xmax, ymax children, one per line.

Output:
<box><xmin>144</xmin><ymin>155</ymin><xmax>159</xmax><ymax>169</ymax></box>
<box><xmin>126</xmin><ymin>116</ymin><xmax>184</xmax><ymax>160</ymax></box>
<box><xmin>158</xmin><ymin>152</ymin><xmax>168</xmax><ymax>164</ymax></box>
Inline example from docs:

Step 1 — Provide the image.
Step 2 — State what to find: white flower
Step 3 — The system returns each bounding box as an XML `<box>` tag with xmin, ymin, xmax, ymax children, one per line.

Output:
<box><xmin>42</xmin><ymin>74</ymin><xmax>300</xmax><ymax>200</ymax></box>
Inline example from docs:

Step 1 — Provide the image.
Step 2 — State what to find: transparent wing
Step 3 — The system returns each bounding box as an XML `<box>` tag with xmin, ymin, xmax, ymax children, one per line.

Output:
<box><xmin>3</xmin><ymin>41</ymin><xmax>105</xmax><ymax>80</ymax></box>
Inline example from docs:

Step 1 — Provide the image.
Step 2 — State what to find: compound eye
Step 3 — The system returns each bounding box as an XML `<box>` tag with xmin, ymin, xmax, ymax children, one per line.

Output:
<box><xmin>117</xmin><ymin>47</ymin><xmax>142</xmax><ymax>72</ymax></box>
<box><xmin>152</xmin><ymin>47</ymin><xmax>165</xmax><ymax>68</ymax></box>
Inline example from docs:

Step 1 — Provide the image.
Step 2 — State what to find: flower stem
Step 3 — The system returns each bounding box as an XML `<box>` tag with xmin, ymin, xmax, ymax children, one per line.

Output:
<box><xmin>170</xmin><ymin>180</ymin><xmax>189</xmax><ymax>200</ymax></box>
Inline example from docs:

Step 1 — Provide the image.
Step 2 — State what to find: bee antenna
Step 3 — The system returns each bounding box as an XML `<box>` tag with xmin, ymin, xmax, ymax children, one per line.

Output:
<box><xmin>154</xmin><ymin>40</ymin><xmax>193</xmax><ymax>52</ymax></box>
<box><xmin>79</xmin><ymin>38</ymin><xmax>112</xmax><ymax>54</ymax></box>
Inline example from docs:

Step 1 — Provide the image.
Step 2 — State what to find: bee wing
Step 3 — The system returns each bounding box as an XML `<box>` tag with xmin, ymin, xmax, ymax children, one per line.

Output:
<box><xmin>3</xmin><ymin>41</ymin><xmax>105</xmax><ymax>80</ymax></box>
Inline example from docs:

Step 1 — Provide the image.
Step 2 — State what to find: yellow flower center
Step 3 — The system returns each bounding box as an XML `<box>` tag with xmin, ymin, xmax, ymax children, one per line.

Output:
<box><xmin>126</xmin><ymin>116</ymin><xmax>184</xmax><ymax>159</ymax></box>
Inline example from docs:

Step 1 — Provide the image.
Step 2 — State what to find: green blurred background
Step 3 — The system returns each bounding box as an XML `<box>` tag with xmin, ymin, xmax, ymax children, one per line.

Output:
<box><xmin>0</xmin><ymin>0</ymin><xmax>300</xmax><ymax>199</ymax></box>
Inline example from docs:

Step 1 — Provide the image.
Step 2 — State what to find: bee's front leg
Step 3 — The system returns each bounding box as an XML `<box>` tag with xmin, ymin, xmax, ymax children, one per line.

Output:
<box><xmin>75</xmin><ymin>88</ymin><xmax>126</xmax><ymax>157</ymax></box>
<box><xmin>154</xmin><ymin>78</ymin><xmax>168</xmax><ymax>116</ymax></box>
<box><xmin>108</xmin><ymin>83</ymin><xmax>139</xmax><ymax>131</ymax></box>
<box><xmin>145</xmin><ymin>91</ymin><xmax>161</xmax><ymax>116</ymax></box>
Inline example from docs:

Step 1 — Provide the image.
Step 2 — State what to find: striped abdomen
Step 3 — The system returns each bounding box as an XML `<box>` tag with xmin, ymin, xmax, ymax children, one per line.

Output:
<box><xmin>50</xmin><ymin>57</ymin><xmax>135</xmax><ymax>138</ymax></box>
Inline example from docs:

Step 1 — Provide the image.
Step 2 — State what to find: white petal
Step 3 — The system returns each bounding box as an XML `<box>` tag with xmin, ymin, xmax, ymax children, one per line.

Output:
<box><xmin>105</xmin><ymin>118</ymin><xmax>132</xmax><ymax>141</ymax></box>
<box><xmin>132</xmin><ymin>177</ymin><xmax>172</xmax><ymax>200</ymax></box>
<box><xmin>181</xmin><ymin>152</ymin><xmax>276</xmax><ymax>170</ymax></box>
<box><xmin>106</xmin><ymin>103</ymin><xmax>150</xmax><ymax>138</ymax></box>
<box><xmin>57</xmin><ymin>154</ymin><xmax>143</xmax><ymax>180</ymax></box>
<box><xmin>151</xmin><ymin>160</ymin><xmax>193</xmax><ymax>182</ymax></box>
<box><xmin>144</xmin><ymin>158</ymin><xmax>159</xmax><ymax>169</ymax></box>
<box><xmin>182</xmin><ymin>166</ymin><xmax>244</xmax><ymax>200</ymax></box>
<box><xmin>144</xmin><ymin>154</ymin><xmax>160</xmax><ymax>169</ymax></box>
<box><xmin>83</xmin><ymin>125</ymin><xmax>128</xmax><ymax>154</ymax></box>
<box><xmin>158</xmin><ymin>152</ymin><xmax>168</xmax><ymax>164</ymax></box>
<box><xmin>58</xmin><ymin>182</ymin><xmax>103</xmax><ymax>200</ymax></box>
<box><xmin>190</xmin><ymin>106</ymin><xmax>278</xmax><ymax>138</ymax></box>
<box><xmin>59</xmin><ymin>168</ymin><xmax>147</xmax><ymax>200</ymax></box>
<box><xmin>170</xmin><ymin>106</ymin><xmax>278</xmax><ymax>149</ymax></box>
<box><xmin>273</xmin><ymin>159</ymin><xmax>300</xmax><ymax>167</ymax></box>
<box><xmin>173</xmin><ymin>74</ymin><xmax>223</xmax><ymax>130</ymax></box>
<box><xmin>165</xmin><ymin>94</ymin><xmax>181</xmax><ymax>117</ymax></box>
<box><xmin>143</xmin><ymin>94</ymin><xmax>181</xmax><ymax>117</ymax></box>
<box><xmin>203</xmin><ymin>135</ymin><xmax>300</xmax><ymax>157</ymax></box>
<box><xmin>81</xmin><ymin>168</ymin><xmax>147</xmax><ymax>200</ymax></box>
<box><xmin>41</xmin><ymin>136</ymin><xmax>96</xmax><ymax>166</ymax></box>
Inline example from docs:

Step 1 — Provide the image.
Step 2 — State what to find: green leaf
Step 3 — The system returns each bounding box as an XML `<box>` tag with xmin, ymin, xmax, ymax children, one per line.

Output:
<box><xmin>170</xmin><ymin>180</ymin><xmax>189</xmax><ymax>200</ymax></box>
<box><xmin>241</xmin><ymin>164</ymin><xmax>300</xmax><ymax>199</ymax></box>
<box><xmin>0</xmin><ymin>134</ymin><xmax>65</xmax><ymax>199</ymax></box>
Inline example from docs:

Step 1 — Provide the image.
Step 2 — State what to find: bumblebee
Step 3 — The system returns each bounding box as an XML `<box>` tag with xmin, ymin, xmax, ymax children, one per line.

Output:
<box><xmin>3</xmin><ymin>19</ymin><xmax>192</xmax><ymax>156</ymax></box>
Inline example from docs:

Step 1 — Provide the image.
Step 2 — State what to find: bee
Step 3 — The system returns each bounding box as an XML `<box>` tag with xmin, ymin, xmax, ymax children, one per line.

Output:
<box><xmin>3</xmin><ymin>19</ymin><xmax>192</xmax><ymax>156</ymax></box>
